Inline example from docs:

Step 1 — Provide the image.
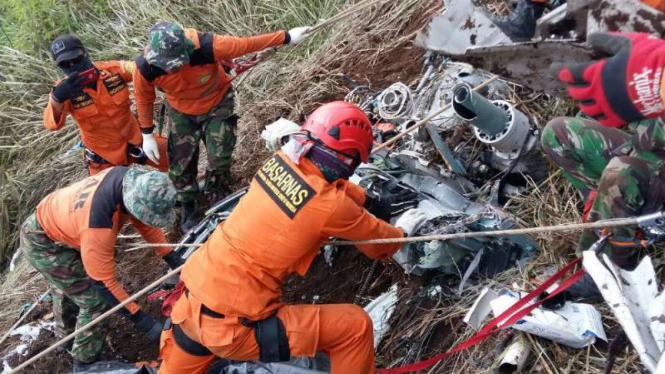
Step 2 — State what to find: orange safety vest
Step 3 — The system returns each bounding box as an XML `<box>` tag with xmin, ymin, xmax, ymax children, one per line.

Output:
<box><xmin>641</xmin><ymin>0</ymin><xmax>665</xmax><ymax>11</ymax></box>
<box><xmin>36</xmin><ymin>167</ymin><xmax>170</xmax><ymax>314</ymax></box>
<box><xmin>181</xmin><ymin>151</ymin><xmax>404</xmax><ymax>321</ymax></box>
<box><xmin>133</xmin><ymin>28</ymin><xmax>286</xmax><ymax>128</ymax></box>
<box><xmin>43</xmin><ymin>61</ymin><xmax>142</xmax><ymax>166</ymax></box>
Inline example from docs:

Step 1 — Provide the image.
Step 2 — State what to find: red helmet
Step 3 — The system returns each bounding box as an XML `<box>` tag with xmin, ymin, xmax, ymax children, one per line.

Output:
<box><xmin>302</xmin><ymin>101</ymin><xmax>374</xmax><ymax>163</ymax></box>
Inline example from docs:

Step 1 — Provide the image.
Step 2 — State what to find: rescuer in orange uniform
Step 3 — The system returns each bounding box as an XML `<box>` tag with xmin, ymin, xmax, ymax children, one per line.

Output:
<box><xmin>21</xmin><ymin>165</ymin><xmax>184</xmax><ymax>371</ymax></box>
<box><xmin>133</xmin><ymin>21</ymin><xmax>312</xmax><ymax>233</ymax></box>
<box><xmin>157</xmin><ymin>102</ymin><xmax>426</xmax><ymax>374</ymax></box>
<box><xmin>44</xmin><ymin>35</ymin><xmax>168</xmax><ymax>175</ymax></box>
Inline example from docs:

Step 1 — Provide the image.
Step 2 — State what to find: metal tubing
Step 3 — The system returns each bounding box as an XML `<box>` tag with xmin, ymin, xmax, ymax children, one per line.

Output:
<box><xmin>452</xmin><ymin>83</ymin><xmax>508</xmax><ymax>136</ymax></box>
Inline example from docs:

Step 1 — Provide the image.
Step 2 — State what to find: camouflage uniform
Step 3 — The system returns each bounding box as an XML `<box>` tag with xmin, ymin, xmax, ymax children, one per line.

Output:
<box><xmin>20</xmin><ymin>213</ymin><xmax>108</xmax><ymax>364</ymax></box>
<box><xmin>167</xmin><ymin>90</ymin><xmax>237</xmax><ymax>203</ymax></box>
<box><xmin>541</xmin><ymin>116</ymin><xmax>665</xmax><ymax>259</ymax></box>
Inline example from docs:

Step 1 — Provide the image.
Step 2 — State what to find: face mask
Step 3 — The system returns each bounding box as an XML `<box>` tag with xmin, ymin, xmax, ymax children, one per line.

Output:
<box><xmin>306</xmin><ymin>144</ymin><xmax>358</xmax><ymax>183</ymax></box>
<box><xmin>59</xmin><ymin>52</ymin><xmax>94</xmax><ymax>76</ymax></box>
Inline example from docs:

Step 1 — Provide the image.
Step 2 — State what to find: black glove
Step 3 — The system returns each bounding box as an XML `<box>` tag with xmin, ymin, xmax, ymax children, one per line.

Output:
<box><xmin>364</xmin><ymin>189</ymin><xmax>419</xmax><ymax>221</ymax></box>
<box><xmin>162</xmin><ymin>251</ymin><xmax>185</xmax><ymax>270</ymax></box>
<box><xmin>51</xmin><ymin>72</ymin><xmax>86</xmax><ymax>103</ymax></box>
<box><xmin>130</xmin><ymin>311</ymin><xmax>163</xmax><ymax>342</ymax></box>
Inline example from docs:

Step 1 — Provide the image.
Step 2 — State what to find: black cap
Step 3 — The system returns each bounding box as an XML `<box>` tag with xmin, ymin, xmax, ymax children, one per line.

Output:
<box><xmin>50</xmin><ymin>35</ymin><xmax>85</xmax><ymax>64</ymax></box>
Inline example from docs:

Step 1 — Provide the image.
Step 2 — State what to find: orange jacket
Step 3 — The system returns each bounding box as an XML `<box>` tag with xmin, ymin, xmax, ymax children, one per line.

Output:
<box><xmin>133</xmin><ymin>28</ymin><xmax>286</xmax><ymax>128</ymax></box>
<box><xmin>36</xmin><ymin>167</ymin><xmax>172</xmax><ymax>315</ymax></box>
<box><xmin>44</xmin><ymin>61</ymin><xmax>143</xmax><ymax>166</ymax></box>
<box><xmin>642</xmin><ymin>0</ymin><xmax>665</xmax><ymax>11</ymax></box>
<box><xmin>181</xmin><ymin>152</ymin><xmax>404</xmax><ymax>320</ymax></box>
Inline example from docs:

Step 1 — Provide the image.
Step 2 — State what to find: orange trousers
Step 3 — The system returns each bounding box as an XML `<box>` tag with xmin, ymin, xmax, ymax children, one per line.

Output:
<box><xmin>157</xmin><ymin>292</ymin><xmax>376</xmax><ymax>374</ymax></box>
<box><xmin>88</xmin><ymin>135</ymin><xmax>169</xmax><ymax>175</ymax></box>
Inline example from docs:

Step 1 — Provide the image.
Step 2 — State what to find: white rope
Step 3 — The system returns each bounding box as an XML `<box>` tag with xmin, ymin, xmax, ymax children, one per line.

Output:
<box><xmin>127</xmin><ymin>215</ymin><xmax>652</xmax><ymax>250</ymax></box>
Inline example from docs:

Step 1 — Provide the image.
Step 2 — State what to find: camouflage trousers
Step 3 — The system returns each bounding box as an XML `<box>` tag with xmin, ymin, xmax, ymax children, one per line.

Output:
<box><xmin>20</xmin><ymin>213</ymin><xmax>108</xmax><ymax>364</ymax></box>
<box><xmin>541</xmin><ymin>117</ymin><xmax>665</xmax><ymax>257</ymax></box>
<box><xmin>167</xmin><ymin>90</ymin><xmax>238</xmax><ymax>203</ymax></box>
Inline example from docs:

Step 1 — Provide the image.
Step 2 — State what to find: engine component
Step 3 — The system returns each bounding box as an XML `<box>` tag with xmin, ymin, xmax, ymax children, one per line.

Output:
<box><xmin>353</xmin><ymin>167</ymin><xmax>540</xmax><ymax>280</ymax></box>
<box><xmin>452</xmin><ymin>83</ymin><xmax>536</xmax><ymax>172</ymax></box>
<box><xmin>452</xmin><ymin>83</ymin><xmax>509</xmax><ymax>137</ymax></box>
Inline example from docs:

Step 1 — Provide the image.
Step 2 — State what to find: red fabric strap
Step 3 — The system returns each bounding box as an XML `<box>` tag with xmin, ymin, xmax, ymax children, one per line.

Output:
<box><xmin>377</xmin><ymin>258</ymin><xmax>584</xmax><ymax>374</ymax></box>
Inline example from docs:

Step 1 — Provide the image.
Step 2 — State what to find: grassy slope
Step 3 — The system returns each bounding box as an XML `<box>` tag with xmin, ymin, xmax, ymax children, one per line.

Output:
<box><xmin>1</xmin><ymin>1</ymin><xmax>647</xmax><ymax>373</ymax></box>
<box><xmin>0</xmin><ymin>0</ymin><xmax>433</xmax><ymax>332</ymax></box>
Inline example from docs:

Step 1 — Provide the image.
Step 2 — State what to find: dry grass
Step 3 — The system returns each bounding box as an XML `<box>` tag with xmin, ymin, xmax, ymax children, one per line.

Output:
<box><xmin>0</xmin><ymin>0</ymin><xmax>437</xmax><ymax>336</ymax></box>
<box><xmin>0</xmin><ymin>0</ymin><xmax>648</xmax><ymax>373</ymax></box>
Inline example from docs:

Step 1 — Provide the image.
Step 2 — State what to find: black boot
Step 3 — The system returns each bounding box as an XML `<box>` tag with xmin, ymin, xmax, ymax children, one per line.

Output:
<box><xmin>72</xmin><ymin>360</ymin><xmax>95</xmax><ymax>372</ymax></box>
<box><xmin>180</xmin><ymin>201</ymin><xmax>199</xmax><ymax>234</ymax></box>
<box><xmin>491</xmin><ymin>0</ymin><xmax>547</xmax><ymax>42</ymax></box>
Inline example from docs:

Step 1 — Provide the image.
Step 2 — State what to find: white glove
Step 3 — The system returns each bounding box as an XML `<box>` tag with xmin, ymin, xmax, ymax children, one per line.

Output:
<box><xmin>141</xmin><ymin>133</ymin><xmax>160</xmax><ymax>164</ymax></box>
<box><xmin>394</xmin><ymin>208</ymin><xmax>427</xmax><ymax>237</ymax></box>
<box><xmin>256</xmin><ymin>47</ymin><xmax>277</xmax><ymax>62</ymax></box>
<box><xmin>287</xmin><ymin>27</ymin><xmax>312</xmax><ymax>45</ymax></box>
<box><xmin>261</xmin><ymin>118</ymin><xmax>301</xmax><ymax>151</ymax></box>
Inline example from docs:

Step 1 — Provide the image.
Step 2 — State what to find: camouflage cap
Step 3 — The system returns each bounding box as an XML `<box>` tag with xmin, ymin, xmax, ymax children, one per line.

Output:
<box><xmin>122</xmin><ymin>165</ymin><xmax>176</xmax><ymax>228</ymax></box>
<box><xmin>144</xmin><ymin>21</ymin><xmax>193</xmax><ymax>71</ymax></box>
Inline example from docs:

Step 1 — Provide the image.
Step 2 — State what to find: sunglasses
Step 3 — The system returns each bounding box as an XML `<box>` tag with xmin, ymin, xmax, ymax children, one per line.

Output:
<box><xmin>307</xmin><ymin>134</ymin><xmax>360</xmax><ymax>166</ymax></box>
<box><xmin>58</xmin><ymin>54</ymin><xmax>85</xmax><ymax>69</ymax></box>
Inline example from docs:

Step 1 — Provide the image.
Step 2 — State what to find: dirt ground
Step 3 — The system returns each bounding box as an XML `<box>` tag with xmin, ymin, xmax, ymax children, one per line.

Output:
<box><xmin>0</xmin><ymin>244</ymin><xmax>409</xmax><ymax>373</ymax></box>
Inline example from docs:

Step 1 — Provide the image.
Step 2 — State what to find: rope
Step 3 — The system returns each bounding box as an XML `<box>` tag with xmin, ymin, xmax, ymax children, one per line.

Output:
<box><xmin>24</xmin><ymin>231</ymin><xmax>140</xmax><ymax>239</ymax></box>
<box><xmin>13</xmin><ymin>212</ymin><xmax>658</xmax><ymax>372</ymax></box>
<box><xmin>0</xmin><ymin>290</ymin><xmax>50</xmax><ymax>347</ymax></box>
<box><xmin>7</xmin><ymin>265</ymin><xmax>183</xmax><ymax>374</ymax></box>
<box><xmin>127</xmin><ymin>215</ymin><xmax>648</xmax><ymax>250</ymax></box>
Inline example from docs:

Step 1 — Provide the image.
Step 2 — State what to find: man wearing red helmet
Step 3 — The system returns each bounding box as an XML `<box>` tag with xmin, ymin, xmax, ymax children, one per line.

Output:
<box><xmin>157</xmin><ymin>101</ymin><xmax>425</xmax><ymax>374</ymax></box>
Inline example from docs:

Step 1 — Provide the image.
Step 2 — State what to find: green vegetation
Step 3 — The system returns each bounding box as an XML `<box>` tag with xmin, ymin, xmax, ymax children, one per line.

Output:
<box><xmin>0</xmin><ymin>0</ymin><xmax>109</xmax><ymax>56</ymax></box>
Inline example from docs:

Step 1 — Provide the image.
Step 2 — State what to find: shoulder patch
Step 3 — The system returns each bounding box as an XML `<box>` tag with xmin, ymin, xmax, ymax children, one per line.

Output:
<box><xmin>102</xmin><ymin>74</ymin><xmax>127</xmax><ymax>96</ymax></box>
<box><xmin>254</xmin><ymin>155</ymin><xmax>316</xmax><ymax>219</ymax></box>
<box><xmin>71</xmin><ymin>92</ymin><xmax>94</xmax><ymax>109</ymax></box>
<box><xmin>121</xmin><ymin>60</ymin><xmax>136</xmax><ymax>75</ymax></box>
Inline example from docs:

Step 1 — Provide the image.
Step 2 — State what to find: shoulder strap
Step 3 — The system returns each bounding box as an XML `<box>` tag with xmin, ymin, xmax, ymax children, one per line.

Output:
<box><xmin>189</xmin><ymin>32</ymin><xmax>215</xmax><ymax>66</ymax></box>
<box><xmin>134</xmin><ymin>55</ymin><xmax>167</xmax><ymax>82</ymax></box>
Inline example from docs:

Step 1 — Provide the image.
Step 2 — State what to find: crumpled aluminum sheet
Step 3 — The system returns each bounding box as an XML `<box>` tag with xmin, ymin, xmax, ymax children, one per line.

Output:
<box><xmin>584</xmin><ymin>252</ymin><xmax>661</xmax><ymax>372</ymax></box>
<box><xmin>415</xmin><ymin>0</ymin><xmax>664</xmax><ymax>93</ymax></box>
<box><xmin>68</xmin><ymin>362</ymin><xmax>155</xmax><ymax>374</ymax></box>
<box><xmin>219</xmin><ymin>354</ymin><xmax>330</xmax><ymax>374</ymax></box>
<box><xmin>414</xmin><ymin>0</ymin><xmax>511</xmax><ymax>55</ymax></box>
<box><xmin>353</xmin><ymin>167</ymin><xmax>539</xmax><ymax>279</ymax></box>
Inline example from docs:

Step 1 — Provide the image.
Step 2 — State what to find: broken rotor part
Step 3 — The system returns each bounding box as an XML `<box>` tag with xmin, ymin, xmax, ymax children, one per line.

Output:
<box><xmin>415</xmin><ymin>0</ymin><xmax>664</xmax><ymax>93</ymax></box>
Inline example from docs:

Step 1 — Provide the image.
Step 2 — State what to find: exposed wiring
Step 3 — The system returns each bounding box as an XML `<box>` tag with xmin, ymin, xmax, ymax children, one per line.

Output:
<box><xmin>377</xmin><ymin>82</ymin><xmax>413</xmax><ymax>120</ymax></box>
